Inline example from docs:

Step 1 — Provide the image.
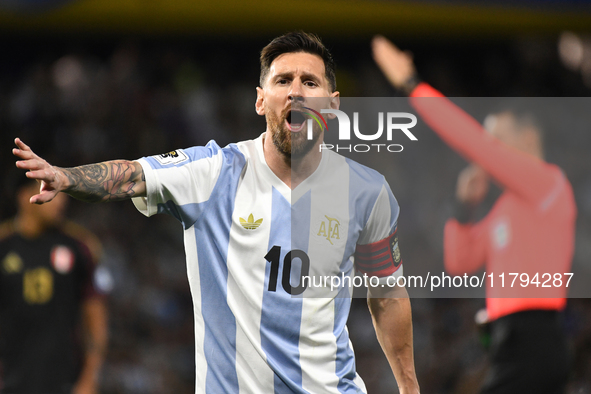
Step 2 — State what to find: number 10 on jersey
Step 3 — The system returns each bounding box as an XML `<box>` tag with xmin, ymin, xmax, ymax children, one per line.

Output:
<box><xmin>265</xmin><ymin>246</ymin><xmax>310</xmax><ymax>295</ymax></box>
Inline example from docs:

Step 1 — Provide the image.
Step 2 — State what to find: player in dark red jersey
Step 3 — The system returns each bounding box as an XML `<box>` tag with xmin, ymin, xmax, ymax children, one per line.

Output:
<box><xmin>373</xmin><ymin>36</ymin><xmax>576</xmax><ymax>393</ymax></box>
<box><xmin>0</xmin><ymin>178</ymin><xmax>109</xmax><ymax>394</ymax></box>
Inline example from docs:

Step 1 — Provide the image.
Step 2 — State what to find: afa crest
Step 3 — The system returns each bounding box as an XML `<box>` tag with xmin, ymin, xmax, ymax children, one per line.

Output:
<box><xmin>317</xmin><ymin>215</ymin><xmax>340</xmax><ymax>245</ymax></box>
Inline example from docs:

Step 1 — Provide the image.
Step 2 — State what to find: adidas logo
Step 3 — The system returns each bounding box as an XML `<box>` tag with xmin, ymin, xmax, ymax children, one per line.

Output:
<box><xmin>239</xmin><ymin>214</ymin><xmax>263</xmax><ymax>230</ymax></box>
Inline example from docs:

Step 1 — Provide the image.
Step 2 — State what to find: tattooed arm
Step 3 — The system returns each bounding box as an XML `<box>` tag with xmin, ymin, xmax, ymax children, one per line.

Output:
<box><xmin>61</xmin><ymin>161</ymin><xmax>145</xmax><ymax>203</ymax></box>
<box><xmin>13</xmin><ymin>138</ymin><xmax>145</xmax><ymax>204</ymax></box>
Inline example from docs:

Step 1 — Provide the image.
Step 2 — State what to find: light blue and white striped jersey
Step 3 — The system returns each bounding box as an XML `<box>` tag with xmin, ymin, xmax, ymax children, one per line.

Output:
<box><xmin>132</xmin><ymin>133</ymin><xmax>402</xmax><ymax>394</ymax></box>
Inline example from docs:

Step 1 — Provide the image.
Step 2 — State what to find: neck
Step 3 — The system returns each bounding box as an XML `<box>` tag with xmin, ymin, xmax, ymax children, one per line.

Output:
<box><xmin>14</xmin><ymin>212</ymin><xmax>47</xmax><ymax>239</ymax></box>
<box><xmin>263</xmin><ymin>132</ymin><xmax>323</xmax><ymax>189</ymax></box>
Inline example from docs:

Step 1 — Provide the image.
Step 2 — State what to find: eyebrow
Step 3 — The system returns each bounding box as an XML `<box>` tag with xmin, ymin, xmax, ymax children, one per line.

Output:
<box><xmin>273</xmin><ymin>71</ymin><xmax>322</xmax><ymax>83</ymax></box>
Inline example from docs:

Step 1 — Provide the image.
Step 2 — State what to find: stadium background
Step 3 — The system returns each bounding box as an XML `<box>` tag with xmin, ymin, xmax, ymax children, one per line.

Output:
<box><xmin>1</xmin><ymin>0</ymin><xmax>591</xmax><ymax>392</ymax></box>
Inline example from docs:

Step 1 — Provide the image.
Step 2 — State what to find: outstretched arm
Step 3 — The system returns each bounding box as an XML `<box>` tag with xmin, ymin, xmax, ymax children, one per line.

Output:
<box><xmin>13</xmin><ymin>138</ymin><xmax>145</xmax><ymax>204</ymax></box>
<box><xmin>368</xmin><ymin>285</ymin><xmax>420</xmax><ymax>394</ymax></box>
<box><xmin>372</xmin><ymin>36</ymin><xmax>561</xmax><ymax>207</ymax></box>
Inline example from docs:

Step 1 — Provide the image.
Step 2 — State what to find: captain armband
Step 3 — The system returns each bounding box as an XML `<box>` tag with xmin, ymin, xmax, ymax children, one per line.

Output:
<box><xmin>355</xmin><ymin>229</ymin><xmax>403</xmax><ymax>280</ymax></box>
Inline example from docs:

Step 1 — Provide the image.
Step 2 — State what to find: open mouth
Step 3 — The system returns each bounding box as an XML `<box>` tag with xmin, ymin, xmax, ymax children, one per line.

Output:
<box><xmin>286</xmin><ymin>110</ymin><xmax>307</xmax><ymax>132</ymax></box>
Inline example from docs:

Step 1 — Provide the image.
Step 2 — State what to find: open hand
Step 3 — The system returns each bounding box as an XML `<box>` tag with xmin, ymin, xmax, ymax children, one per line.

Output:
<box><xmin>456</xmin><ymin>165</ymin><xmax>490</xmax><ymax>206</ymax></box>
<box><xmin>372</xmin><ymin>35</ymin><xmax>416</xmax><ymax>90</ymax></box>
<box><xmin>13</xmin><ymin>138</ymin><xmax>66</xmax><ymax>204</ymax></box>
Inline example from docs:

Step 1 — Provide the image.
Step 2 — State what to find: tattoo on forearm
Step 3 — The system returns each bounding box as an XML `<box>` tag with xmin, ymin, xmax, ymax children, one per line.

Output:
<box><xmin>62</xmin><ymin>161</ymin><xmax>144</xmax><ymax>202</ymax></box>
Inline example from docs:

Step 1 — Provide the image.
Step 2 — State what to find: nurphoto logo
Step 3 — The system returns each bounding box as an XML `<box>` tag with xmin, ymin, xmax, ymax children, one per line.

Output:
<box><xmin>306</xmin><ymin>108</ymin><xmax>418</xmax><ymax>153</ymax></box>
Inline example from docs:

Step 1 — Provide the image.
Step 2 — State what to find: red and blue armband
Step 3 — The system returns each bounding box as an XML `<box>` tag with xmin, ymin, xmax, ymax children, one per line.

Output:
<box><xmin>355</xmin><ymin>230</ymin><xmax>402</xmax><ymax>277</ymax></box>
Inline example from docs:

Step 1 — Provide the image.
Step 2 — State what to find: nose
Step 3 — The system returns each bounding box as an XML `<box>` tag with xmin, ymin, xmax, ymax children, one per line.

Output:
<box><xmin>288</xmin><ymin>79</ymin><xmax>304</xmax><ymax>102</ymax></box>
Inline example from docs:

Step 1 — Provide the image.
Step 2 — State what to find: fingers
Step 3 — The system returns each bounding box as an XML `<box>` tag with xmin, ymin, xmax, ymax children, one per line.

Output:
<box><xmin>372</xmin><ymin>35</ymin><xmax>402</xmax><ymax>61</ymax></box>
<box><xmin>14</xmin><ymin>138</ymin><xmax>51</xmax><ymax>175</ymax></box>
<box><xmin>13</xmin><ymin>138</ymin><xmax>40</xmax><ymax>161</ymax></box>
<box><xmin>13</xmin><ymin>138</ymin><xmax>59</xmax><ymax>205</ymax></box>
<box><xmin>14</xmin><ymin>138</ymin><xmax>31</xmax><ymax>151</ymax></box>
<box><xmin>15</xmin><ymin>158</ymin><xmax>45</xmax><ymax>170</ymax></box>
<box><xmin>31</xmin><ymin>182</ymin><xmax>58</xmax><ymax>204</ymax></box>
<box><xmin>25</xmin><ymin>168</ymin><xmax>55</xmax><ymax>182</ymax></box>
<box><xmin>457</xmin><ymin>165</ymin><xmax>489</xmax><ymax>204</ymax></box>
<box><xmin>464</xmin><ymin>164</ymin><xmax>489</xmax><ymax>182</ymax></box>
<box><xmin>13</xmin><ymin>147</ymin><xmax>35</xmax><ymax>160</ymax></box>
<box><xmin>371</xmin><ymin>36</ymin><xmax>390</xmax><ymax>64</ymax></box>
<box><xmin>30</xmin><ymin>190</ymin><xmax>56</xmax><ymax>205</ymax></box>
<box><xmin>371</xmin><ymin>35</ymin><xmax>416</xmax><ymax>89</ymax></box>
<box><xmin>372</xmin><ymin>35</ymin><xmax>397</xmax><ymax>51</ymax></box>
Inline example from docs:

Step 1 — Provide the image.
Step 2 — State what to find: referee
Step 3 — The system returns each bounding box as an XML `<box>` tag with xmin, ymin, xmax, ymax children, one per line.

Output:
<box><xmin>373</xmin><ymin>36</ymin><xmax>576</xmax><ymax>393</ymax></box>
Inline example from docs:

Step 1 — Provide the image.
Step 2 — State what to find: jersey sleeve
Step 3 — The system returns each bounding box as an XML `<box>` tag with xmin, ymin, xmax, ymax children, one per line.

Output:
<box><xmin>354</xmin><ymin>180</ymin><xmax>403</xmax><ymax>280</ymax></box>
<box><xmin>132</xmin><ymin>141</ymin><xmax>225</xmax><ymax>228</ymax></box>
<box><xmin>409</xmin><ymin>83</ymin><xmax>564</xmax><ymax>210</ymax></box>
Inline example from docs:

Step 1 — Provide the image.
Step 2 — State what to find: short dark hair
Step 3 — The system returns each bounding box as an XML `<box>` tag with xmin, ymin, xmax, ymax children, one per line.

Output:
<box><xmin>490</xmin><ymin>99</ymin><xmax>544</xmax><ymax>143</ymax></box>
<box><xmin>259</xmin><ymin>31</ymin><xmax>336</xmax><ymax>92</ymax></box>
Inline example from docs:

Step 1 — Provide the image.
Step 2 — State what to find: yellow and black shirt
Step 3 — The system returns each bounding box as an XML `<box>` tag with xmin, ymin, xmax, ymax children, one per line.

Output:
<box><xmin>0</xmin><ymin>220</ymin><xmax>102</xmax><ymax>394</ymax></box>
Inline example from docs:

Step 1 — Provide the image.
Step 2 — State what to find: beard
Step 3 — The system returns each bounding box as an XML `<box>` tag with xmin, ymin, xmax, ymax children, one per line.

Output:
<box><xmin>266</xmin><ymin>105</ymin><xmax>322</xmax><ymax>160</ymax></box>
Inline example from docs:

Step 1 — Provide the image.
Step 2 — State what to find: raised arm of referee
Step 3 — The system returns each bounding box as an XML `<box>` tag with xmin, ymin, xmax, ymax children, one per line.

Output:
<box><xmin>372</xmin><ymin>35</ymin><xmax>576</xmax><ymax>394</ymax></box>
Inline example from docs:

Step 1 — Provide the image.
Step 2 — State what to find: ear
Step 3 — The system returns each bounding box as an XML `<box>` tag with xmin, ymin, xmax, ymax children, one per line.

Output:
<box><xmin>326</xmin><ymin>91</ymin><xmax>340</xmax><ymax>120</ymax></box>
<box><xmin>255</xmin><ymin>87</ymin><xmax>265</xmax><ymax>116</ymax></box>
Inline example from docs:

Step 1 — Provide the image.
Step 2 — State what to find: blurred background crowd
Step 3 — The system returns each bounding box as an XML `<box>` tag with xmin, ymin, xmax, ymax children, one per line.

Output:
<box><xmin>1</xmin><ymin>0</ymin><xmax>591</xmax><ymax>393</ymax></box>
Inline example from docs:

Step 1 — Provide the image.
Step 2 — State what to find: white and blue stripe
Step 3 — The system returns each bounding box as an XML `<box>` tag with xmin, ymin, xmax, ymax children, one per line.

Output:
<box><xmin>132</xmin><ymin>133</ymin><xmax>401</xmax><ymax>394</ymax></box>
